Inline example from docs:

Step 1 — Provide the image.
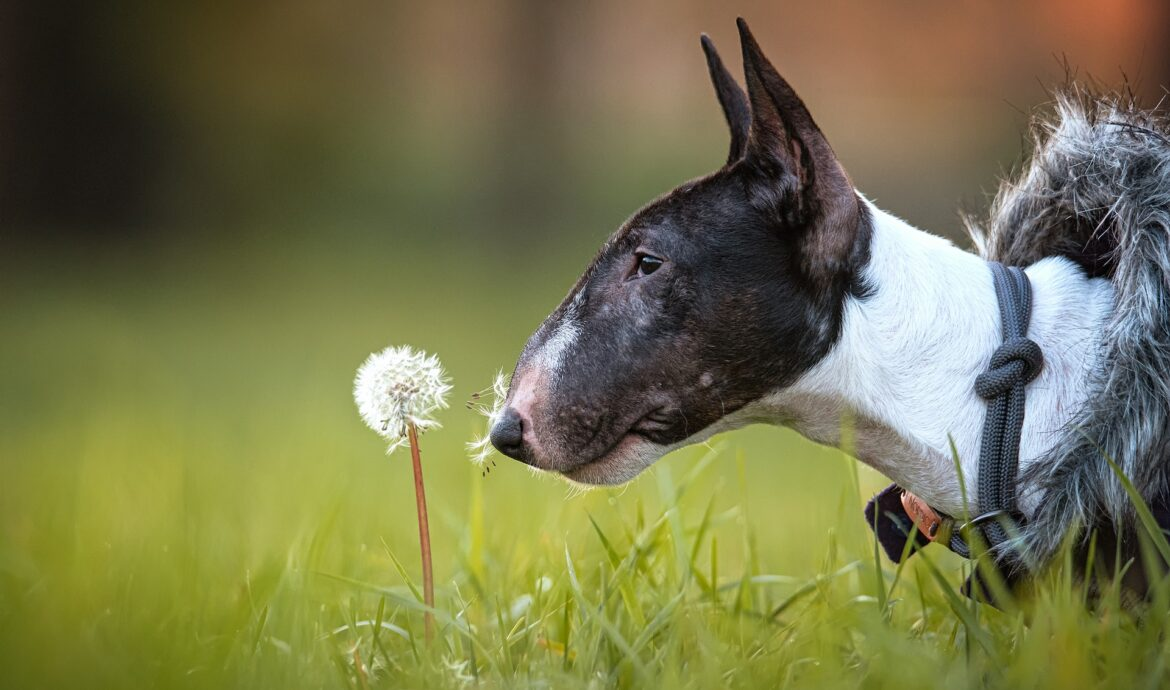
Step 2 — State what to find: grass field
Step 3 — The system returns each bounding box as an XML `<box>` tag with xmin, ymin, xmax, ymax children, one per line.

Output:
<box><xmin>4</xmin><ymin>232</ymin><xmax>1170</xmax><ymax>690</ymax></box>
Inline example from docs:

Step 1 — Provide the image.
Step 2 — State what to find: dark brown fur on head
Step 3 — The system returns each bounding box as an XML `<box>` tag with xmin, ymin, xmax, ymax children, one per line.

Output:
<box><xmin>490</xmin><ymin>19</ymin><xmax>872</xmax><ymax>484</ymax></box>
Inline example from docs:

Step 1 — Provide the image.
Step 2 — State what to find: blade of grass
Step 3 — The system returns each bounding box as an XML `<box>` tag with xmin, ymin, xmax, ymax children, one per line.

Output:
<box><xmin>249</xmin><ymin>604</ymin><xmax>269</xmax><ymax>656</ymax></box>
<box><xmin>563</xmin><ymin>546</ymin><xmax>651</xmax><ymax>682</ymax></box>
<box><xmin>316</xmin><ymin>572</ymin><xmax>480</xmax><ymax>646</ymax></box>
<box><xmin>769</xmin><ymin>561</ymin><xmax>861</xmax><ymax>620</ymax></box>
<box><xmin>380</xmin><ymin>538</ymin><xmax>424</xmax><ymax>604</ymax></box>
<box><xmin>587</xmin><ymin>514</ymin><xmax>648</xmax><ymax>628</ymax></box>
<box><xmin>688</xmin><ymin>493</ymin><xmax>718</xmax><ymax>569</ymax></box>
<box><xmin>1102</xmin><ymin>451</ymin><xmax>1170</xmax><ymax>566</ymax></box>
<box><xmin>912</xmin><ymin>548</ymin><xmax>1001</xmax><ymax>663</ymax></box>
<box><xmin>630</xmin><ymin>590</ymin><xmax>685</xmax><ymax>654</ymax></box>
<box><xmin>562</xmin><ymin>590</ymin><xmax>573</xmax><ymax>672</ymax></box>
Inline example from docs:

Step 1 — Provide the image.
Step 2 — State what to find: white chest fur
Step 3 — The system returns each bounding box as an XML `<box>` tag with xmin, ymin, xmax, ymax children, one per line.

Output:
<box><xmin>764</xmin><ymin>200</ymin><xmax>1114</xmax><ymax>516</ymax></box>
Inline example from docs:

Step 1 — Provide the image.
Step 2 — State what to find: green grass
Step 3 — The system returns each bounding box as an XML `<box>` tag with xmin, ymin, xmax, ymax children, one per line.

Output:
<box><xmin>3</xmin><ymin>236</ymin><xmax>1170</xmax><ymax>689</ymax></box>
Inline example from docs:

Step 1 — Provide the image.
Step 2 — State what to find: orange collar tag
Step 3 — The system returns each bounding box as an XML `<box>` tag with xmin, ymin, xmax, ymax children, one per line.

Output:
<box><xmin>901</xmin><ymin>491</ymin><xmax>943</xmax><ymax>541</ymax></box>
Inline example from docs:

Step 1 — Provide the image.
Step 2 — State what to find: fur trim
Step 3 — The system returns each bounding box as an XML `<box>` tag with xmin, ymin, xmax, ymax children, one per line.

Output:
<box><xmin>964</xmin><ymin>90</ymin><xmax>1170</xmax><ymax>569</ymax></box>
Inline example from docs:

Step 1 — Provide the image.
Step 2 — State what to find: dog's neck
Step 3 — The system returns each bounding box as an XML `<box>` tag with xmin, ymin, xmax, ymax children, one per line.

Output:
<box><xmin>763</xmin><ymin>199</ymin><xmax>1114</xmax><ymax>516</ymax></box>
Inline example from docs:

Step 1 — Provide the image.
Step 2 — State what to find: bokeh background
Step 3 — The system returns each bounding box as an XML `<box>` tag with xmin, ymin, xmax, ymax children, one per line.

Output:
<box><xmin>2</xmin><ymin>1</ymin><xmax>1168</xmax><ymax>687</ymax></box>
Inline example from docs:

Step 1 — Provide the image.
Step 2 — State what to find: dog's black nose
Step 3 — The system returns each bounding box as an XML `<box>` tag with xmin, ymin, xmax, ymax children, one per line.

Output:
<box><xmin>490</xmin><ymin>407</ymin><xmax>528</xmax><ymax>462</ymax></box>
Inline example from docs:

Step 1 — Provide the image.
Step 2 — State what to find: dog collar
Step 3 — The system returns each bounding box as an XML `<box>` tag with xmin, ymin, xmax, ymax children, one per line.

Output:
<box><xmin>865</xmin><ymin>262</ymin><xmax>1043</xmax><ymax>592</ymax></box>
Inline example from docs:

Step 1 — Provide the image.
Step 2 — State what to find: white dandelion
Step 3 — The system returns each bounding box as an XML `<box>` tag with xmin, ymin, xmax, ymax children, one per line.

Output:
<box><xmin>353</xmin><ymin>344</ymin><xmax>450</xmax><ymax>643</ymax></box>
<box><xmin>466</xmin><ymin>370</ymin><xmax>509</xmax><ymax>471</ymax></box>
<box><xmin>354</xmin><ymin>345</ymin><xmax>451</xmax><ymax>454</ymax></box>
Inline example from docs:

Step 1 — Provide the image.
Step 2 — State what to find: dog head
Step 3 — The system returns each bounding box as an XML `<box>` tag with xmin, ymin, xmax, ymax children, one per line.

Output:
<box><xmin>490</xmin><ymin>19</ymin><xmax>871</xmax><ymax>484</ymax></box>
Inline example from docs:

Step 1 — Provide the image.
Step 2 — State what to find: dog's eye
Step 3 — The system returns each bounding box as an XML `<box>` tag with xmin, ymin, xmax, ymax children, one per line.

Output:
<box><xmin>637</xmin><ymin>255</ymin><xmax>663</xmax><ymax>277</ymax></box>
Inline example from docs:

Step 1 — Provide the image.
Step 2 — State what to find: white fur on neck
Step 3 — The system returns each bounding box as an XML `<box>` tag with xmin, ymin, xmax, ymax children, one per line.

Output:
<box><xmin>765</xmin><ymin>198</ymin><xmax>1114</xmax><ymax>516</ymax></box>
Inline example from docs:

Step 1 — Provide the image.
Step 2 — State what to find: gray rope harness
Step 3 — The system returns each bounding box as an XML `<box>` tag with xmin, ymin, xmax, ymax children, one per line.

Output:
<box><xmin>950</xmin><ymin>262</ymin><xmax>1044</xmax><ymax>558</ymax></box>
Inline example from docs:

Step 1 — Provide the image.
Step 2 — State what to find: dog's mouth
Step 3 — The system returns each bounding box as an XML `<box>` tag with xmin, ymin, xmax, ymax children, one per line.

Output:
<box><xmin>557</xmin><ymin>408</ymin><xmax>680</xmax><ymax>485</ymax></box>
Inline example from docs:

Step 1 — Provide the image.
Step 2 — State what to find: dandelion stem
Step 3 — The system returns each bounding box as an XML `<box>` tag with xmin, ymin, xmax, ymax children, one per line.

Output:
<box><xmin>353</xmin><ymin>646</ymin><xmax>370</xmax><ymax>690</ymax></box>
<box><xmin>407</xmin><ymin>421</ymin><xmax>435</xmax><ymax>642</ymax></box>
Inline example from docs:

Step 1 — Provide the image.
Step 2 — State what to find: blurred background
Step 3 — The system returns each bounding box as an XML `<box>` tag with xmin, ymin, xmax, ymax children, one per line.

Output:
<box><xmin>1</xmin><ymin>1</ymin><xmax>1168</xmax><ymax>687</ymax></box>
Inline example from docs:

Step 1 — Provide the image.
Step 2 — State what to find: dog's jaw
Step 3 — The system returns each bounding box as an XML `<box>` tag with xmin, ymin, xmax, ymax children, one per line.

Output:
<box><xmin>557</xmin><ymin>403</ymin><xmax>771</xmax><ymax>487</ymax></box>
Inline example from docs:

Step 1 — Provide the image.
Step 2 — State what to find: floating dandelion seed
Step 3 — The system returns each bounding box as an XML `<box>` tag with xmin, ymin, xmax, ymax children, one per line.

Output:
<box><xmin>353</xmin><ymin>344</ymin><xmax>450</xmax><ymax>643</ymax></box>
<box><xmin>466</xmin><ymin>370</ymin><xmax>509</xmax><ymax>474</ymax></box>
<box><xmin>354</xmin><ymin>346</ymin><xmax>451</xmax><ymax>455</ymax></box>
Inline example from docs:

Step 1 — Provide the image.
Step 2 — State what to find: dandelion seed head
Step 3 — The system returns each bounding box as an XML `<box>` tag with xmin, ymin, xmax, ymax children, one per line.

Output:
<box><xmin>466</xmin><ymin>370</ymin><xmax>509</xmax><ymax>467</ymax></box>
<box><xmin>353</xmin><ymin>345</ymin><xmax>451</xmax><ymax>454</ymax></box>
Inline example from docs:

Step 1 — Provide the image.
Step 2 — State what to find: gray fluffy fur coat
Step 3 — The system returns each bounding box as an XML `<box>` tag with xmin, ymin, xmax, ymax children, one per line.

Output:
<box><xmin>965</xmin><ymin>90</ymin><xmax>1170</xmax><ymax>570</ymax></box>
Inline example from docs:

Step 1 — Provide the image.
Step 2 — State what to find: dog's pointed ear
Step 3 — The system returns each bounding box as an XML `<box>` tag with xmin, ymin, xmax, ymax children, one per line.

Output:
<box><xmin>737</xmin><ymin>18</ymin><xmax>860</xmax><ymax>283</ymax></box>
<box><xmin>700</xmin><ymin>34</ymin><xmax>750</xmax><ymax>165</ymax></box>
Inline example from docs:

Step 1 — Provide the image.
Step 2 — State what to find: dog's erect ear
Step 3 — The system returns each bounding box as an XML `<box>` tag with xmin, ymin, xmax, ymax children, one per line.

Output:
<box><xmin>737</xmin><ymin>18</ymin><xmax>860</xmax><ymax>282</ymax></box>
<box><xmin>700</xmin><ymin>34</ymin><xmax>750</xmax><ymax>165</ymax></box>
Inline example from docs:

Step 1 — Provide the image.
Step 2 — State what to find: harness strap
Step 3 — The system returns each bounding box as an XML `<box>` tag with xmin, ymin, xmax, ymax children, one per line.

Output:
<box><xmin>971</xmin><ymin>262</ymin><xmax>1042</xmax><ymax>554</ymax></box>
